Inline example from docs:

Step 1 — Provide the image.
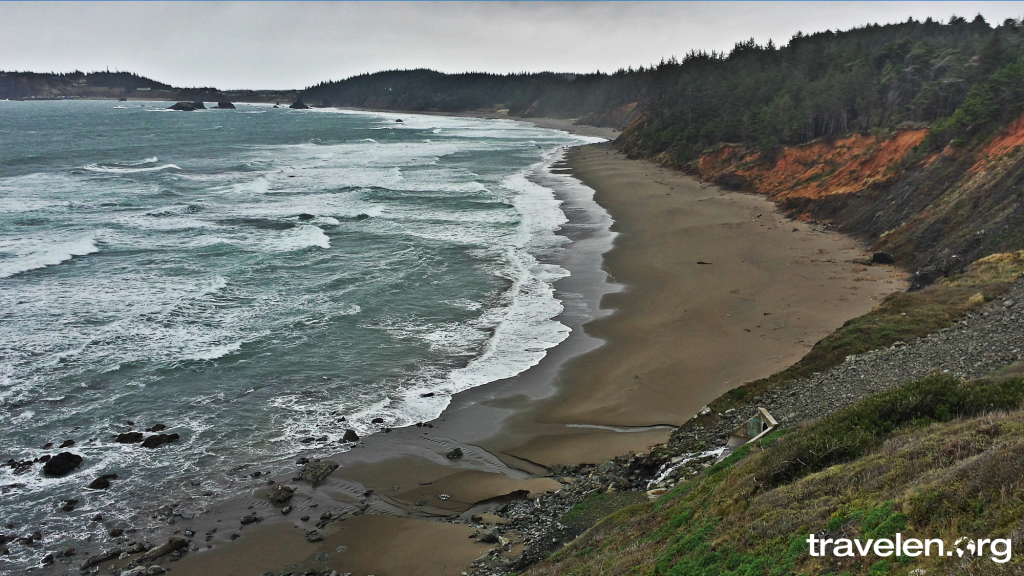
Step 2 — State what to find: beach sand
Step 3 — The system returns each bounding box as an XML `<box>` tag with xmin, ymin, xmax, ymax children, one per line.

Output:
<box><xmin>155</xmin><ymin>139</ymin><xmax>906</xmax><ymax>576</ymax></box>
<box><xmin>488</xmin><ymin>143</ymin><xmax>906</xmax><ymax>467</ymax></box>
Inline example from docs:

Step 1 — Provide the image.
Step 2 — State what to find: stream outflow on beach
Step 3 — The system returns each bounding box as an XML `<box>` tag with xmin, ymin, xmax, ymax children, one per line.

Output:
<box><xmin>0</xmin><ymin>100</ymin><xmax>602</xmax><ymax>568</ymax></box>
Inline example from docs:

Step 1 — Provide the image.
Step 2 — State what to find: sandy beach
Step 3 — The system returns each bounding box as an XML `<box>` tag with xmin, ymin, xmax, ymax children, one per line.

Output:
<box><xmin>120</xmin><ymin>137</ymin><xmax>905</xmax><ymax>576</ymax></box>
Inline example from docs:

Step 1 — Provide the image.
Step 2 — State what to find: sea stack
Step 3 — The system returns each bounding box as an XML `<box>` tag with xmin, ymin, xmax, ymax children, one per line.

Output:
<box><xmin>216</xmin><ymin>101</ymin><xmax>236</xmax><ymax>109</ymax></box>
<box><xmin>168</xmin><ymin>101</ymin><xmax>206</xmax><ymax>111</ymax></box>
<box><xmin>289</xmin><ymin>98</ymin><xmax>309</xmax><ymax>109</ymax></box>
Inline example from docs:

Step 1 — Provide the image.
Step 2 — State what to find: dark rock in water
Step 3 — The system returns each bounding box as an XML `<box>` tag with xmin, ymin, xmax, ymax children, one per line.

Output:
<box><xmin>395</xmin><ymin>119</ymin><xmax>403</xmax><ymax>123</ymax></box>
<box><xmin>298</xmin><ymin>461</ymin><xmax>338</xmax><ymax>484</ymax></box>
<box><xmin>371</xmin><ymin>417</ymin><xmax>384</xmax><ymax>424</ymax></box>
<box><xmin>446</xmin><ymin>447</ymin><xmax>463</xmax><ymax>460</ymax></box>
<box><xmin>300</xmin><ymin>515</ymin><xmax>310</xmax><ymax>521</ymax></box>
<box><xmin>240</xmin><ymin>513</ymin><xmax>263</xmax><ymax>525</ymax></box>
<box><xmin>141</xmin><ymin>536</ymin><xmax>188</xmax><ymax>562</ymax></box>
<box><xmin>342</xmin><ymin>429</ymin><xmax>359</xmax><ymax>442</ymax></box>
<box><xmin>38</xmin><ymin>454</ymin><xmax>51</xmax><ymax>462</ymax></box>
<box><xmin>109</xmin><ymin>528</ymin><xmax>124</xmax><ymax>537</ymax></box>
<box><xmin>871</xmin><ymin>251</ymin><xmax>896</xmax><ymax>264</ymax></box>
<box><xmin>88</xmin><ymin>474</ymin><xmax>118</xmax><ymax>490</ymax></box>
<box><xmin>267</xmin><ymin>484</ymin><xmax>295</xmax><ymax>504</ymax></box>
<box><xmin>273</xmin><ymin>105</ymin><xmax>279</xmax><ymax>109</ymax></box>
<box><xmin>59</xmin><ymin>439</ymin><xmax>75</xmax><ymax>448</ymax></box>
<box><xmin>296</xmin><ymin>457</ymin><xmax>310</xmax><ymax>465</ymax></box>
<box><xmin>43</xmin><ymin>452</ymin><xmax>82</xmax><ymax>476</ymax></box>
<box><xmin>92</xmin><ymin>514</ymin><xmax>103</xmax><ymax>522</ymax></box>
<box><xmin>216</xmin><ymin>101</ymin><xmax>236</xmax><ymax>109</ymax></box>
<box><xmin>354</xmin><ymin>213</ymin><xmax>370</xmax><ymax>220</ymax></box>
<box><xmin>299</xmin><ymin>436</ymin><xmax>315</xmax><ymax>444</ymax></box>
<box><xmin>41</xmin><ymin>442</ymin><xmax>53</xmax><ymax>449</ymax></box>
<box><xmin>141</xmin><ymin>433</ymin><xmax>180</xmax><ymax>449</ymax></box>
<box><xmin>116</xmin><ymin>432</ymin><xmax>144</xmax><ymax>443</ymax></box>
<box><xmin>146</xmin><ymin>423</ymin><xmax>166</xmax><ymax>432</ymax></box>
<box><xmin>297</xmin><ymin>213</ymin><xmax>315</xmax><ymax>221</ymax></box>
<box><xmin>168</xmin><ymin>101</ymin><xmax>206</xmax><ymax>112</ymax></box>
<box><xmin>118</xmin><ymin>97</ymin><xmax>128</xmax><ymax>102</ymax></box>
<box><xmin>420</xmin><ymin>392</ymin><xmax>435</xmax><ymax>397</ymax></box>
<box><xmin>61</xmin><ymin>499</ymin><xmax>79</xmax><ymax>512</ymax></box>
<box><xmin>289</xmin><ymin>98</ymin><xmax>310</xmax><ymax>110</ymax></box>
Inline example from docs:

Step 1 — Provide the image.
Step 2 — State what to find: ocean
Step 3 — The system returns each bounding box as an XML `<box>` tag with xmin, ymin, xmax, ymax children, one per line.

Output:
<box><xmin>0</xmin><ymin>100</ymin><xmax>603</xmax><ymax>569</ymax></box>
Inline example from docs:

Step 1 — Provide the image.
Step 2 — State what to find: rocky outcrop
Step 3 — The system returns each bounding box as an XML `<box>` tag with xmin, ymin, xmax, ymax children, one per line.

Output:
<box><xmin>289</xmin><ymin>98</ymin><xmax>309</xmax><ymax>110</ymax></box>
<box><xmin>297</xmin><ymin>461</ymin><xmax>338</xmax><ymax>484</ymax></box>
<box><xmin>168</xmin><ymin>101</ymin><xmax>206</xmax><ymax>111</ymax></box>
<box><xmin>43</xmin><ymin>452</ymin><xmax>82</xmax><ymax>476</ymax></box>
<box><xmin>216</xmin><ymin>101</ymin><xmax>236</xmax><ymax>109</ymax></box>
<box><xmin>342</xmin><ymin>429</ymin><xmax>359</xmax><ymax>442</ymax></box>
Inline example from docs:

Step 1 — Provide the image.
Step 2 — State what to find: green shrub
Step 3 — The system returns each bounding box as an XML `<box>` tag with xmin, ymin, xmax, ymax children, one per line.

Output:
<box><xmin>757</xmin><ymin>375</ymin><xmax>1024</xmax><ymax>488</ymax></box>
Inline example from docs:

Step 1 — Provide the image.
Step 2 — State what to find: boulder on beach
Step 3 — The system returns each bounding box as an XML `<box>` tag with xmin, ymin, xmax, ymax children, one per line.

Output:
<box><xmin>168</xmin><ymin>101</ymin><xmax>206</xmax><ymax>112</ymax></box>
<box><xmin>43</xmin><ymin>452</ymin><xmax>83</xmax><ymax>477</ymax></box>
<box><xmin>216</xmin><ymin>101</ymin><xmax>236</xmax><ymax>109</ymax></box>
<box><xmin>298</xmin><ymin>461</ymin><xmax>339</xmax><ymax>484</ymax></box>
<box><xmin>446</xmin><ymin>447</ymin><xmax>464</xmax><ymax>460</ymax></box>
<box><xmin>342</xmin><ymin>429</ymin><xmax>359</xmax><ymax>442</ymax></box>
<box><xmin>140</xmin><ymin>536</ymin><xmax>188</xmax><ymax>562</ymax></box>
<box><xmin>268</xmin><ymin>484</ymin><xmax>295</xmax><ymax>504</ymax></box>
<box><xmin>872</xmin><ymin>251</ymin><xmax>896</xmax><ymax>264</ymax></box>
<box><xmin>141</xmin><ymin>433</ymin><xmax>180</xmax><ymax>449</ymax></box>
<box><xmin>289</xmin><ymin>98</ymin><xmax>310</xmax><ymax>110</ymax></box>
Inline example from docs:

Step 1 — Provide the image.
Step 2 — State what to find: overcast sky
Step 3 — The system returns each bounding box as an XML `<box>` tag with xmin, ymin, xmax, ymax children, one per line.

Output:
<box><xmin>2</xmin><ymin>2</ymin><xmax>1022</xmax><ymax>90</ymax></box>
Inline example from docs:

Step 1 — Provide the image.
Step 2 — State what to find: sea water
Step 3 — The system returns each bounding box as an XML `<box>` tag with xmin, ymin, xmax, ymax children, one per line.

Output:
<box><xmin>0</xmin><ymin>100</ymin><xmax>602</xmax><ymax>568</ymax></box>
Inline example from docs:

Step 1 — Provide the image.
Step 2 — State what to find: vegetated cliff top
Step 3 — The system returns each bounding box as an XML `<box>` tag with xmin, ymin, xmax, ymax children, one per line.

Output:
<box><xmin>0</xmin><ymin>70</ymin><xmax>296</xmax><ymax>102</ymax></box>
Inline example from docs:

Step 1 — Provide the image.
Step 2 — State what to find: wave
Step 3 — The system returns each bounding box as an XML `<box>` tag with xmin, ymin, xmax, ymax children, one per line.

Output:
<box><xmin>266</xmin><ymin>225</ymin><xmax>330</xmax><ymax>252</ymax></box>
<box><xmin>0</xmin><ymin>236</ymin><xmax>99</xmax><ymax>279</ymax></box>
<box><xmin>83</xmin><ymin>162</ymin><xmax>180</xmax><ymax>174</ymax></box>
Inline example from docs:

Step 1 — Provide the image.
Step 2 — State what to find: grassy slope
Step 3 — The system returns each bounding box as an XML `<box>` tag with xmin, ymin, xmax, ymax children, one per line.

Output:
<box><xmin>526</xmin><ymin>376</ymin><xmax>1024</xmax><ymax>576</ymax></box>
<box><xmin>519</xmin><ymin>253</ymin><xmax>1024</xmax><ymax>576</ymax></box>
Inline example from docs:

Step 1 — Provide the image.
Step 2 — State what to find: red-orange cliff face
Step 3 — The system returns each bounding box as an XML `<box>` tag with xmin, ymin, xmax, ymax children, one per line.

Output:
<box><xmin>695</xmin><ymin>130</ymin><xmax>929</xmax><ymax>202</ymax></box>
<box><xmin>972</xmin><ymin>111</ymin><xmax>1024</xmax><ymax>173</ymax></box>
<box><xmin>675</xmin><ymin>117</ymin><xmax>1024</xmax><ymax>275</ymax></box>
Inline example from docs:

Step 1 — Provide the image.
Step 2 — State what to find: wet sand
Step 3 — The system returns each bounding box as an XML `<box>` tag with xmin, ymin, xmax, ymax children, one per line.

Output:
<box><xmin>137</xmin><ymin>138</ymin><xmax>905</xmax><ymax>576</ymax></box>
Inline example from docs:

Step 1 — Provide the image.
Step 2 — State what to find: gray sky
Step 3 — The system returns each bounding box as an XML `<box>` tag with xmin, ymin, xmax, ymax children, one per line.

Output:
<box><xmin>2</xmin><ymin>2</ymin><xmax>1023</xmax><ymax>90</ymax></box>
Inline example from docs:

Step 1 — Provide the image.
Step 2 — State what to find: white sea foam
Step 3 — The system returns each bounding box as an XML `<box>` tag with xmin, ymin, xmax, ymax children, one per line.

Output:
<box><xmin>188</xmin><ymin>340</ymin><xmax>242</xmax><ymax>361</ymax></box>
<box><xmin>0</xmin><ymin>235</ymin><xmax>99</xmax><ymax>278</ymax></box>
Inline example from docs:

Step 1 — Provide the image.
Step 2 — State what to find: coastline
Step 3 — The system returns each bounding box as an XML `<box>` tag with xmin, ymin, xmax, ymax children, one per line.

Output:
<box><xmin>37</xmin><ymin>119</ymin><xmax>904</xmax><ymax>576</ymax></box>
